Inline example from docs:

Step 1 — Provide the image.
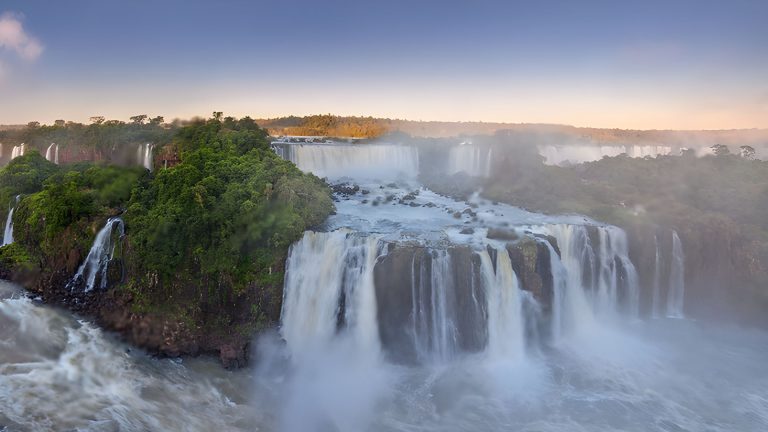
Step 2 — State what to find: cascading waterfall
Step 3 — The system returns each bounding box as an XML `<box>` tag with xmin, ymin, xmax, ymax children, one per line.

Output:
<box><xmin>410</xmin><ymin>249</ymin><xmax>460</xmax><ymax>363</ymax></box>
<box><xmin>542</xmin><ymin>231</ymin><xmax>594</xmax><ymax>340</ymax></box>
<box><xmin>137</xmin><ymin>143</ymin><xmax>154</xmax><ymax>171</ymax></box>
<box><xmin>45</xmin><ymin>143</ymin><xmax>59</xmax><ymax>164</ymax></box>
<box><xmin>666</xmin><ymin>230</ymin><xmax>685</xmax><ymax>318</ymax></box>
<box><xmin>271</xmin><ymin>143</ymin><xmax>419</xmax><ymax>179</ymax></box>
<box><xmin>11</xmin><ymin>143</ymin><xmax>25</xmax><ymax>159</ymax></box>
<box><xmin>596</xmin><ymin>226</ymin><xmax>640</xmax><ymax>316</ymax></box>
<box><xmin>447</xmin><ymin>144</ymin><xmax>492</xmax><ymax>177</ymax></box>
<box><xmin>479</xmin><ymin>247</ymin><xmax>525</xmax><ymax>360</ymax></box>
<box><xmin>280</xmin><ymin>230</ymin><xmax>384</xmax><ymax>360</ymax></box>
<box><xmin>2</xmin><ymin>195</ymin><xmax>20</xmax><ymax>247</ymax></box>
<box><xmin>68</xmin><ymin>217</ymin><xmax>125</xmax><ymax>292</ymax></box>
<box><xmin>541</xmin><ymin>224</ymin><xmax>641</xmax><ymax>338</ymax></box>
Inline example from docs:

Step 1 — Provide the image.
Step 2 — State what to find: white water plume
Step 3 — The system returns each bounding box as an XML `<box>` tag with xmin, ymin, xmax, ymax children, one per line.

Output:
<box><xmin>45</xmin><ymin>143</ymin><xmax>59</xmax><ymax>164</ymax></box>
<box><xmin>68</xmin><ymin>217</ymin><xmax>124</xmax><ymax>292</ymax></box>
<box><xmin>137</xmin><ymin>143</ymin><xmax>154</xmax><ymax>171</ymax></box>
<box><xmin>2</xmin><ymin>195</ymin><xmax>19</xmax><ymax>246</ymax></box>
<box><xmin>666</xmin><ymin>230</ymin><xmax>685</xmax><ymax>318</ymax></box>
<box><xmin>479</xmin><ymin>247</ymin><xmax>525</xmax><ymax>361</ymax></box>
<box><xmin>10</xmin><ymin>143</ymin><xmax>25</xmax><ymax>159</ymax></box>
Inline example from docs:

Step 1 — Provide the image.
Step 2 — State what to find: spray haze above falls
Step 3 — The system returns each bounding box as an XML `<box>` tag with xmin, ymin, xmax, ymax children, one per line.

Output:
<box><xmin>2</xmin><ymin>136</ymin><xmax>766</xmax><ymax>432</ymax></box>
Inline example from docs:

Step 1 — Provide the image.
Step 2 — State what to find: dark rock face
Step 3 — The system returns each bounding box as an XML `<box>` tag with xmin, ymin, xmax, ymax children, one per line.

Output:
<box><xmin>507</xmin><ymin>239</ymin><xmax>553</xmax><ymax>312</ymax></box>
<box><xmin>373</xmin><ymin>244</ymin><xmax>487</xmax><ymax>364</ymax></box>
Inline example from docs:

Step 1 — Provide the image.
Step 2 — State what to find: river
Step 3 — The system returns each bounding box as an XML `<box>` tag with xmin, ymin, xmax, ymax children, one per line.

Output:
<box><xmin>1</xmin><ymin>141</ymin><xmax>767</xmax><ymax>431</ymax></box>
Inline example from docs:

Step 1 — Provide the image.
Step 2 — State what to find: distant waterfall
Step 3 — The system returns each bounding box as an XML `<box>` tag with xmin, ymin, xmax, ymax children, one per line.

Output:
<box><xmin>45</xmin><ymin>143</ymin><xmax>59</xmax><ymax>164</ymax></box>
<box><xmin>538</xmin><ymin>144</ymin><xmax>673</xmax><ymax>165</ymax></box>
<box><xmin>280</xmin><ymin>231</ymin><xmax>384</xmax><ymax>361</ymax></box>
<box><xmin>447</xmin><ymin>144</ymin><xmax>492</xmax><ymax>177</ymax></box>
<box><xmin>10</xmin><ymin>144</ymin><xmax>25</xmax><ymax>160</ymax></box>
<box><xmin>666</xmin><ymin>231</ymin><xmax>685</xmax><ymax>318</ymax></box>
<box><xmin>2</xmin><ymin>196</ymin><xmax>20</xmax><ymax>247</ymax></box>
<box><xmin>137</xmin><ymin>143</ymin><xmax>154</xmax><ymax>171</ymax></box>
<box><xmin>68</xmin><ymin>217</ymin><xmax>125</xmax><ymax>292</ymax></box>
<box><xmin>271</xmin><ymin>143</ymin><xmax>419</xmax><ymax>180</ymax></box>
<box><xmin>479</xmin><ymin>247</ymin><xmax>525</xmax><ymax>360</ymax></box>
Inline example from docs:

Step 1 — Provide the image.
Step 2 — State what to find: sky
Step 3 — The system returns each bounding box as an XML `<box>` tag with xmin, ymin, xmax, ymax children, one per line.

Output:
<box><xmin>0</xmin><ymin>0</ymin><xmax>766</xmax><ymax>129</ymax></box>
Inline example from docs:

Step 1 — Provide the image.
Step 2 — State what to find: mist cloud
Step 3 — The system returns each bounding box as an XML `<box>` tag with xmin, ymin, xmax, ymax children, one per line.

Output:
<box><xmin>0</xmin><ymin>12</ymin><xmax>43</xmax><ymax>61</ymax></box>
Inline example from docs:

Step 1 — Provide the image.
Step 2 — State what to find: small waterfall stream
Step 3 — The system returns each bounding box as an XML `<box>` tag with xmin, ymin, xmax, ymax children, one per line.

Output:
<box><xmin>45</xmin><ymin>143</ymin><xmax>59</xmax><ymax>164</ymax></box>
<box><xmin>666</xmin><ymin>230</ymin><xmax>686</xmax><ymax>318</ymax></box>
<box><xmin>10</xmin><ymin>144</ymin><xmax>25</xmax><ymax>160</ymax></box>
<box><xmin>2</xmin><ymin>195</ymin><xmax>20</xmax><ymax>247</ymax></box>
<box><xmin>68</xmin><ymin>217</ymin><xmax>125</xmax><ymax>292</ymax></box>
<box><xmin>137</xmin><ymin>143</ymin><xmax>154</xmax><ymax>171</ymax></box>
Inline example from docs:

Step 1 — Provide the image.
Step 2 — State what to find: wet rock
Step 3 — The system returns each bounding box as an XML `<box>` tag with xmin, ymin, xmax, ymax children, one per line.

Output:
<box><xmin>487</xmin><ymin>228</ymin><xmax>519</xmax><ymax>241</ymax></box>
<box><xmin>331</xmin><ymin>183</ymin><xmax>360</xmax><ymax>196</ymax></box>
<box><xmin>460</xmin><ymin>228</ymin><xmax>475</xmax><ymax>234</ymax></box>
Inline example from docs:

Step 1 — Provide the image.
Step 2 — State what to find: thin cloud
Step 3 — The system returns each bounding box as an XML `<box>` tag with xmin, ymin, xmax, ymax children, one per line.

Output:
<box><xmin>0</xmin><ymin>12</ymin><xmax>43</xmax><ymax>61</ymax></box>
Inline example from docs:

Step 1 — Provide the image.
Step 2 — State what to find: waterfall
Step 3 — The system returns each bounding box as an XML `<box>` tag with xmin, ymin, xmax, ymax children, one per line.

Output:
<box><xmin>2</xmin><ymin>196</ymin><xmax>20</xmax><ymax>247</ymax></box>
<box><xmin>45</xmin><ymin>143</ymin><xmax>59</xmax><ymax>164</ymax></box>
<box><xmin>280</xmin><ymin>231</ymin><xmax>384</xmax><ymax>361</ymax></box>
<box><xmin>137</xmin><ymin>143</ymin><xmax>154</xmax><ymax>171</ymax></box>
<box><xmin>651</xmin><ymin>234</ymin><xmax>662</xmax><ymax>318</ymax></box>
<box><xmin>541</xmin><ymin>224</ymin><xmax>641</xmax><ymax>338</ymax></box>
<box><xmin>271</xmin><ymin>143</ymin><xmax>419</xmax><ymax>180</ymax></box>
<box><xmin>538</xmin><ymin>144</ymin><xmax>673</xmax><ymax>165</ymax></box>
<box><xmin>68</xmin><ymin>218</ymin><xmax>125</xmax><ymax>292</ymax></box>
<box><xmin>479</xmin><ymin>247</ymin><xmax>525</xmax><ymax>360</ymax></box>
<box><xmin>595</xmin><ymin>226</ymin><xmax>640</xmax><ymax>316</ymax></box>
<box><xmin>410</xmin><ymin>249</ymin><xmax>459</xmax><ymax>363</ymax></box>
<box><xmin>11</xmin><ymin>144</ymin><xmax>25</xmax><ymax>160</ymax></box>
<box><xmin>666</xmin><ymin>230</ymin><xmax>685</xmax><ymax>318</ymax></box>
<box><xmin>447</xmin><ymin>144</ymin><xmax>492</xmax><ymax>177</ymax></box>
<box><xmin>542</xmin><ymin>228</ymin><xmax>594</xmax><ymax>340</ymax></box>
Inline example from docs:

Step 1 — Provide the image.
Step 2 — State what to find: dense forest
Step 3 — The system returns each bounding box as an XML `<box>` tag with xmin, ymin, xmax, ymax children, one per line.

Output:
<box><xmin>0</xmin><ymin>115</ymin><xmax>333</xmax><ymax>366</ymax></box>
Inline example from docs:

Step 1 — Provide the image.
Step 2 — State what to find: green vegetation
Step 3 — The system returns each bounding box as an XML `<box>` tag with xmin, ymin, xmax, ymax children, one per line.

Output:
<box><xmin>0</xmin><ymin>115</ymin><xmax>334</xmax><ymax>353</ymax></box>
<box><xmin>0</xmin><ymin>115</ymin><xmax>174</xmax><ymax>153</ymax></box>
<box><xmin>482</xmin><ymin>151</ymin><xmax>768</xmax><ymax>237</ymax></box>
<box><xmin>126</xmin><ymin>116</ymin><xmax>333</xmax><ymax>291</ymax></box>
<box><xmin>260</xmin><ymin>114</ymin><xmax>388</xmax><ymax>138</ymax></box>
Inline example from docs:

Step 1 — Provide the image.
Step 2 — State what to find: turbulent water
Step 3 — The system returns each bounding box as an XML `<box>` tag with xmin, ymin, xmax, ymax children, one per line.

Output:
<box><xmin>2</xmin><ymin>141</ymin><xmax>767</xmax><ymax>431</ymax></box>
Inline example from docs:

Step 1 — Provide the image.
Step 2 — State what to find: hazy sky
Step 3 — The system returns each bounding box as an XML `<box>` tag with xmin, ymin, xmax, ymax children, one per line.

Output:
<box><xmin>0</xmin><ymin>0</ymin><xmax>766</xmax><ymax>129</ymax></box>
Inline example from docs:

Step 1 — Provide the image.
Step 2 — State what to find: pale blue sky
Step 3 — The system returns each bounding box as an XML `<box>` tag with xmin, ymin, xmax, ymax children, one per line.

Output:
<box><xmin>0</xmin><ymin>0</ymin><xmax>766</xmax><ymax>129</ymax></box>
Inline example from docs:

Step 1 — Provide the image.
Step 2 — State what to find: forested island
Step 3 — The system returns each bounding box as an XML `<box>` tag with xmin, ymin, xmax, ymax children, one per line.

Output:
<box><xmin>0</xmin><ymin>115</ymin><xmax>333</xmax><ymax>366</ymax></box>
